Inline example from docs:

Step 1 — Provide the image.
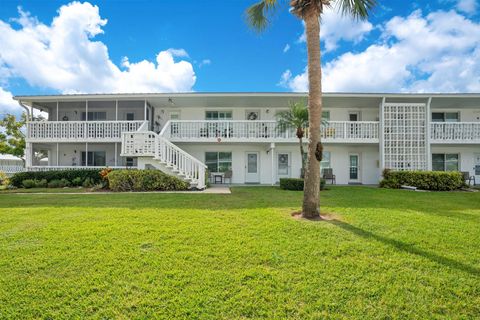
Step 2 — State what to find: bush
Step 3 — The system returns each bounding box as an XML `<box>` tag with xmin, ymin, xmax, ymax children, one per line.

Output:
<box><xmin>11</xmin><ymin>169</ymin><xmax>103</xmax><ymax>188</ymax></box>
<box><xmin>0</xmin><ymin>171</ymin><xmax>9</xmax><ymax>187</ymax></box>
<box><xmin>47</xmin><ymin>179</ymin><xmax>62</xmax><ymax>188</ymax></box>
<box><xmin>35</xmin><ymin>179</ymin><xmax>48</xmax><ymax>188</ymax></box>
<box><xmin>107</xmin><ymin>169</ymin><xmax>189</xmax><ymax>192</ymax></box>
<box><xmin>280</xmin><ymin>178</ymin><xmax>327</xmax><ymax>191</ymax></box>
<box><xmin>22</xmin><ymin>179</ymin><xmax>36</xmax><ymax>189</ymax></box>
<box><xmin>379</xmin><ymin>169</ymin><xmax>464</xmax><ymax>191</ymax></box>
<box><xmin>71</xmin><ymin>177</ymin><xmax>83</xmax><ymax>187</ymax></box>
<box><xmin>82</xmin><ymin>177</ymin><xmax>94</xmax><ymax>188</ymax></box>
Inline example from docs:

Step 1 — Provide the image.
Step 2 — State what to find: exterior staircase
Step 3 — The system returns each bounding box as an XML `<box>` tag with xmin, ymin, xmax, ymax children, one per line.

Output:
<box><xmin>121</xmin><ymin>130</ymin><xmax>207</xmax><ymax>189</ymax></box>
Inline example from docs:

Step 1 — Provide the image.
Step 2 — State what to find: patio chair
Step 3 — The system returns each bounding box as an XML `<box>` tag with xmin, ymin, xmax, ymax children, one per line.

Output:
<box><xmin>462</xmin><ymin>171</ymin><xmax>475</xmax><ymax>186</ymax></box>
<box><xmin>223</xmin><ymin>170</ymin><xmax>233</xmax><ymax>184</ymax></box>
<box><xmin>322</xmin><ymin>168</ymin><xmax>336</xmax><ymax>184</ymax></box>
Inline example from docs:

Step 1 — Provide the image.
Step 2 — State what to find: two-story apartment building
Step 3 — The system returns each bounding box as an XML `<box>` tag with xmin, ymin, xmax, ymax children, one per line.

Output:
<box><xmin>14</xmin><ymin>93</ymin><xmax>480</xmax><ymax>189</ymax></box>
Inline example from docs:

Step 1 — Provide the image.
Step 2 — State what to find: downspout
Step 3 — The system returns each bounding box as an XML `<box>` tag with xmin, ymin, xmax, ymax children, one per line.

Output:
<box><xmin>18</xmin><ymin>100</ymin><xmax>31</xmax><ymax>167</ymax></box>
<box><xmin>18</xmin><ymin>100</ymin><xmax>31</xmax><ymax>120</ymax></box>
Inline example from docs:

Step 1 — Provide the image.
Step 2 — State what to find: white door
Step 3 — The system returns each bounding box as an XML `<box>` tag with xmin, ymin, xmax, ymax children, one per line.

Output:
<box><xmin>475</xmin><ymin>153</ymin><xmax>480</xmax><ymax>185</ymax></box>
<box><xmin>277</xmin><ymin>153</ymin><xmax>290</xmax><ymax>181</ymax></box>
<box><xmin>349</xmin><ymin>154</ymin><xmax>361</xmax><ymax>183</ymax></box>
<box><xmin>245</xmin><ymin>152</ymin><xmax>260</xmax><ymax>183</ymax></box>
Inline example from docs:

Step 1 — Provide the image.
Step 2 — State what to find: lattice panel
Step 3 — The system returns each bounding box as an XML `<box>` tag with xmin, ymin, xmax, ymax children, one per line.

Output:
<box><xmin>383</xmin><ymin>103</ymin><xmax>427</xmax><ymax>171</ymax></box>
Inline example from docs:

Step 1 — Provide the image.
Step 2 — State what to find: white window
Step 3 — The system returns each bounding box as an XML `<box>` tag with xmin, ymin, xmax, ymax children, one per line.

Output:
<box><xmin>431</xmin><ymin>112</ymin><xmax>459</xmax><ymax>122</ymax></box>
<box><xmin>205</xmin><ymin>152</ymin><xmax>232</xmax><ymax>172</ymax></box>
<box><xmin>432</xmin><ymin>153</ymin><xmax>459</xmax><ymax>171</ymax></box>
<box><xmin>206</xmin><ymin>111</ymin><xmax>232</xmax><ymax>120</ymax></box>
<box><xmin>81</xmin><ymin>151</ymin><xmax>106</xmax><ymax>166</ymax></box>
<box><xmin>82</xmin><ymin>112</ymin><xmax>107</xmax><ymax>121</ymax></box>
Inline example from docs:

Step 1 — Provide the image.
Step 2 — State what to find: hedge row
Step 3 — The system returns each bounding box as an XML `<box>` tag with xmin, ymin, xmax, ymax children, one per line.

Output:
<box><xmin>10</xmin><ymin>169</ymin><xmax>103</xmax><ymax>187</ymax></box>
<box><xmin>379</xmin><ymin>169</ymin><xmax>464</xmax><ymax>191</ymax></box>
<box><xmin>280</xmin><ymin>178</ymin><xmax>326</xmax><ymax>191</ymax></box>
<box><xmin>107</xmin><ymin>170</ymin><xmax>189</xmax><ymax>191</ymax></box>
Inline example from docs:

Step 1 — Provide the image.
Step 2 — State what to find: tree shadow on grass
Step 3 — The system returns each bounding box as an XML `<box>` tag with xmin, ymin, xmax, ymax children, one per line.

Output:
<box><xmin>329</xmin><ymin>219</ymin><xmax>480</xmax><ymax>277</ymax></box>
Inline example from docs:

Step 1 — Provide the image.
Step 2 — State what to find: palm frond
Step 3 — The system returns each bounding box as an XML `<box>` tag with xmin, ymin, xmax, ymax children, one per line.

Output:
<box><xmin>334</xmin><ymin>0</ymin><xmax>376</xmax><ymax>20</ymax></box>
<box><xmin>245</xmin><ymin>0</ymin><xmax>281</xmax><ymax>32</ymax></box>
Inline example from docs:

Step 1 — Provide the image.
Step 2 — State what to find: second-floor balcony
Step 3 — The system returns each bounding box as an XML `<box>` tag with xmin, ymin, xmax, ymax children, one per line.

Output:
<box><xmin>430</xmin><ymin>122</ymin><xmax>480</xmax><ymax>143</ymax></box>
<box><xmin>160</xmin><ymin>120</ymin><xmax>380</xmax><ymax>143</ymax></box>
<box><xmin>27</xmin><ymin>120</ymin><xmax>147</xmax><ymax>142</ymax></box>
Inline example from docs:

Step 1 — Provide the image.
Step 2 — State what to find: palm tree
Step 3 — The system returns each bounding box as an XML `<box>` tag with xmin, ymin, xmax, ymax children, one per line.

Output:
<box><xmin>276</xmin><ymin>101</ymin><xmax>309</xmax><ymax>176</ymax></box>
<box><xmin>246</xmin><ymin>0</ymin><xmax>376</xmax><ymax>219</ymax></box>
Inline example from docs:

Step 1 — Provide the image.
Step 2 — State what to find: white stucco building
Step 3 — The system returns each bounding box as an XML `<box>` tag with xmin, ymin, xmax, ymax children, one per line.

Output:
<box><xmin>14</xmin><ymin>92</ymin><xmax>480</xmax><ymax>189</ymax></box>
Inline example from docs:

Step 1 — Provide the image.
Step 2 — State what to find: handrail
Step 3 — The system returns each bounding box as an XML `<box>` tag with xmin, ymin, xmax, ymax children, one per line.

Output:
<box><xmin>121</xmin><ymin>131</ymin><xmax>207</xmax><ymax>189</ymax></box>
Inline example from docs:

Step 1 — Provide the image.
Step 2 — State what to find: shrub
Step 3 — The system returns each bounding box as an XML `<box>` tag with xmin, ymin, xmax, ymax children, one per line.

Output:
<box><xmin>108</xmin><ymin>169</ymin><xmax>189</xmax><ymax>192</ymax></box>
<box><xmin>280</xmin><ymin>178</ymin><xmax>326</xmax><ymax>191</ymax></box>
<box><xmin>82</xmin><ymin>178</ymin><xmax>94</xmax><ymax>188</ymax></box>
<box><xmin>11</xmin><ymin>169</ymin><xmax>103</xmax><ymax>188</ymax></box>
<box><xmin>379</xmin><ymin>169</ymin><xmax>464</xmax><ymax>191</ymax></box>
<box><xmin>0</xmin><ymin>171</ymin><xmax>9</xmax><ymax>187</ymax></box>
<box><xmin>280</xmin><ymin>178</ymin><xmax>304</xmax><ymax>191</ymax></box>
<box><xmin>71</xmin><ymin>177</ymin><xmax>83</xmax><ymax>187</ymax></box>
<box><xmin>35</xmin><ymin>179</ymin><xmax>48</xmax><ymax>188</ymax></box>
<box><xmin>47</xmin><ymin>179</ymin><xmax>62</xmax><ymax>188</ymax></box>
<box><xmin>22</xmin><ymin>179</ymin><xmax>36</xmax><ymax>189</ymax></box>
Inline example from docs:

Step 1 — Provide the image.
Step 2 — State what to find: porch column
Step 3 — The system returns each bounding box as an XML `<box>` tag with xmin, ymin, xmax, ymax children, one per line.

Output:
<box><xmin>144</xmin><ymin>100</ymin><xmax>147</xmax><ymax>121</ymax></box>
<box><xmin>26</xmin><ymin>142</ymin><xmax>33</xmax><ymax>167</ymax></box>
<box><xmin>85</xmin><ymin>142</ymin><xmax>88</xmax><ymax>167</ymax></box>
<box><xmin>114</xmin><ymin>143</ymin><xmax>118</xmax><ymax>167</ymax></box>
<box><xmin>56</xmin><ymin>101</ymin><xmax>59</xmax><ymax>121</ymax></box>
<box><xmin>426</xmin><ymin>97</ymin><xmax>432</xmax><ymax>171</ymax></box>
<box><xmin>379</xmin><ymin>97</ymin><xmax>386</xmax><ymax>172</ymax></box>
<box><xmin>115</xmin><ymin>100</ymin><xmax>118</xmax><ymax>121</ymax></box>
<box><xmin>270</xmin><ymin>142</ymin><xmax>275</xmax><ymax>186</ymax></box>
<box><xmin>56</xmin><ymin>143</ymin><xmax>59</xmax><ymax>166</ymax></box>
<box><xmin>85</xmin><ymin>100</ymin><xmax>88</xmax><ymax>121</ymax></box>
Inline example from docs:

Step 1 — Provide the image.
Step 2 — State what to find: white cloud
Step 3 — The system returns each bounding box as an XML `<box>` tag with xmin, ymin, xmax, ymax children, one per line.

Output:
<box><xmin>456</xmin><ymin>0</ymin><xmax>478</xmax><ymax>14</ymax></box>
<box><xmin>0</xmin><ymin>2</ymin><xmax>196</xmax><ymax>94</ymax></box>
<box><xmin>299</xmin><ymin>7</ymin><xmax>373</xmax><ymax>52</ymax></box>
<box><xmin>283</xmin><ymin>44</ymin><xmax>290</xmax><ymax>53</ymax></box>
<box><xmin>0</xmin><ymin>87</ymin><xmax>19</xmax><ymax>116</ymax></box>
<box><xmin>281</xmin><ymin>9</ymin><xmax>480</xmax><ymax>93</ymax></box>
<box><xmin>198</xmin><ymin>59</ymin><xmax>211</xmax><ymax>67</ymax></box>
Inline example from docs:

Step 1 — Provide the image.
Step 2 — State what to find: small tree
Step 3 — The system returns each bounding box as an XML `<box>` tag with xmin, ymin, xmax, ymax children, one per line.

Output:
<box><xmin>0</xmin><ymin>114</ymin><xmax>26</xmax><ymax>163</ymax></box>
<box><xmin>276</xmin><ymin>101</ymin><xmax>308</xmax><ymax>176</ymax></box>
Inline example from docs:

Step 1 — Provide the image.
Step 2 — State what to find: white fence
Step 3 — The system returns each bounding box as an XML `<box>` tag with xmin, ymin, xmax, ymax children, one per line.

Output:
<box><xmin>26</xmin><ymin>166</ymin><xmax>130</xmax><ymax>172</ymax></box>
<box><xmin>0</xmin><ymin>165</ymin><xmax>24</xmax><ymax>176</ymax></box>
<box><xmin>430</xmin><ymin>122</ymin><xmax>480</xmax><ymax>143</ymax></box>
<box><xmin>121</xmin><ymin>131</ymin><xmax>206</xmax><ymax>189</ymax></box>
<box><xmin>27</xmin><ymin>121</ymin><xmax>147</xmax><ymax>142</ymax></box>
<box><xmin>161</xmin><ymin>120</ymin><xmax>379</xmax><ymax>143</ymax></box>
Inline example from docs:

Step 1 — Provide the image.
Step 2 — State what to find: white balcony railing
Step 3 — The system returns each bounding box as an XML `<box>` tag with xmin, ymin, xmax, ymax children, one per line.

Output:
<box><xmin>27</xmin><ymin>121</ymin><xmax>147</xmax><ymax>142</ymax></box>
<box><xmin>26</xmin><ymin>166</ymin><xmax>132</xmax><ymax>172</ymax></box>
<box><xmin>160</xmin><ymin>120</ymin><xmax>379</xmax><ymax>143</ymax></box>
<box><xmin>430</xmin><ymin>122</ymin><xmax>480</xmax><ymax>143</ymax></box>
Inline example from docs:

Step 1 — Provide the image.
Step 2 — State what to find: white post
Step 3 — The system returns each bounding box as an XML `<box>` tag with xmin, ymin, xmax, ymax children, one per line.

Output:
<box><xmin>56</xmin><ymin>143</ymin><xmax>59</xmax><ymax>166</ymax></box>
<box><xmin>270</xmin><ymin>142</ymin><xmax>275</xmax><ymax>185</ymax></box>
<box><xmin>379</xmin><ymin>97</ymin><xmax>386</xmax><ymax>172</ymax></box>
<box><xmin>85</xmin><ymin>100</ymin><xmax>88</xmax><ymax>121</ymax></box>
<box><xmin>144</xmin><ymin>100</ymin><xmax>147</xmax><ymax>121</ymax></box>
<box><xmin>114</xmin><ymin>143</ymin><xmax>118</xmax><ymax>167</ymax></box>
<box><xmin>115</xmin><ymin>100</ymin><xmax>118</xmax><ymax>121</ymax></box>
<box><xmin>85</xmin><ymin>142</ymin><xmax>88</xmax><ymax>167</ymax></box>
<box><xmin>25</xmin><ymin>142</ymin><xmax>32</xmax><ymax>167</ymax></box>
<box><xmin>56</xmin><ymin>101</ymin><xmax>59</xmax><ymax>121</ymax></box>
<box><xmin>426</xmin><ymin>97</ymin><xmax>432</xmax><ymax>171</ymax></box>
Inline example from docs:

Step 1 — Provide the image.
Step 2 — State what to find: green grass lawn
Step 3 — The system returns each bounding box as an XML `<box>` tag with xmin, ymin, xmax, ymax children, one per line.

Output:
<box><xmin>0</xmin><ymin>187</ymin><xmax>479</xmax><ymax>319</ymax></box>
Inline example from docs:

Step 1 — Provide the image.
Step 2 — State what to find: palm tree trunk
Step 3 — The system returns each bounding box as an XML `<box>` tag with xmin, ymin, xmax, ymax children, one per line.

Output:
<box><xmin>299</xmin><ymin>137</ymin><xmax>305</xmax><ymax>177</ymax></box>
<box><xmin>302</xmin><ymin>6</ymin><xmax>322</xmax><ymax>219</ymax></box>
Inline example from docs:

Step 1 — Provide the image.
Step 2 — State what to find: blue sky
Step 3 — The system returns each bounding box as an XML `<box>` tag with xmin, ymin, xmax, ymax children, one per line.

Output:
<box><xmin>0</xmin><ymin>0</ymin><xmax>479</xmax><ymax>114</ymax></box>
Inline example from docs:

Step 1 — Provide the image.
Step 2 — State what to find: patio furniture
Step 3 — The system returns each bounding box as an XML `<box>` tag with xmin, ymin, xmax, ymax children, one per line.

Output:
<box><xmin>322</xmin><ymin>168</ymin><xmax>336</xmax><ymax>184</ymax></box>
<box><xmin>224</xmin><ymin>170</ymin><xmax>232</xmax><ymax>184</ymax></box>
<box><xmin>462</xmin><ymin>171</ymin><xmax>475</xmax><ymax>186</ymax></box>
<box><xmin>214</xmin><ymin>174</ymin><xmax>223</xmax><ymax>184</ymax></box>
